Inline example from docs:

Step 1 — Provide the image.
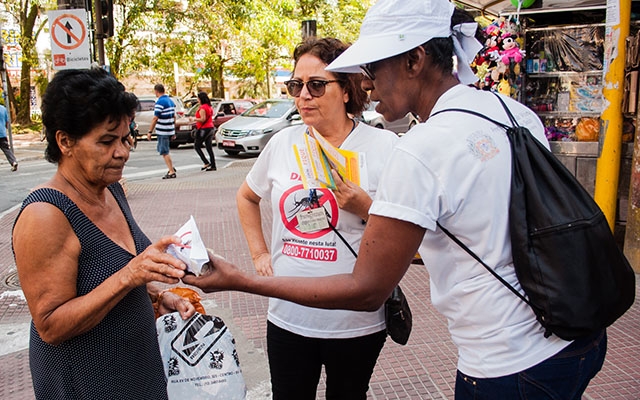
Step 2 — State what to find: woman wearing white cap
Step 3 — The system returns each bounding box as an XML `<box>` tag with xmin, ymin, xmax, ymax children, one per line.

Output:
<box><xmin>185</xmin><ymin>0</ymin><xmax>607</xmax><ymax>398</ymax></box>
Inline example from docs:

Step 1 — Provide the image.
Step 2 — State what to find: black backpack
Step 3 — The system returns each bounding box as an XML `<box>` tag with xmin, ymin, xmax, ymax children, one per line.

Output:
<box><xmin>431</xmin><ymin>93</ymin><xmax>636</xmax><ymax>340</ymax></box>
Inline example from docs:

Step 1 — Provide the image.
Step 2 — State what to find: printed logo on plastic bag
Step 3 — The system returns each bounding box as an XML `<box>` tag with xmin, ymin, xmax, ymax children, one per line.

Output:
<box><xmin>156</xmin><ymin>312</ymin><xmax>247</xmax><ymax>400</ymax></box>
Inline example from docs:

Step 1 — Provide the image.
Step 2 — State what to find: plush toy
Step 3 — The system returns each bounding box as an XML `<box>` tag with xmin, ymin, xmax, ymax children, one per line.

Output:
<box><xmin>500</xmin><ymin>33</ymin><xmax>525</xmax><ymax>65</ymax></box>
<box><xmin>474</xmin><ymin>61</ymin><xmax>491</xmax><ymax>82</ymax></box>
<box><xmin>498</xmin><ymin>78</ymin><xmax>511</xmax><ymax>95</ymax></box>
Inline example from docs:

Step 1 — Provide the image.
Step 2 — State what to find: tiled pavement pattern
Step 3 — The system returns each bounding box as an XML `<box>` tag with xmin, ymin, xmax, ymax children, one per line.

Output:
<box><xmin>0</xmin><ymin>155</ymin><xmax>638</xmax><ymax>399</ymax></box>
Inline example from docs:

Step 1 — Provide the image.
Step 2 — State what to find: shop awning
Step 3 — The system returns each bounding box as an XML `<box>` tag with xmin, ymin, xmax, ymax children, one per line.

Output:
<box><xmin>456</xmin><ymin>0</ymin><xmax>607</xmax><ymax>17</ymax></box>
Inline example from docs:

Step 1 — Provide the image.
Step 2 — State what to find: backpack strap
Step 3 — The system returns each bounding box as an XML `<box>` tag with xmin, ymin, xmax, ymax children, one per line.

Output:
<box><xmin>430</xmin><ymin>93</ymin><xmax>536</xmax><ymax>310</ymax></box>
<box><xmin>436</xmin><ymin>221</ymin><xmax>532</xmax><ymax>307</ymax></box>
<box><xmin>430</xmin><ymin>92</ymin><xmax>518</xmax><ymax>130</ymax></box>
<box><xmin>431</xmin><ymin>107</ymin><xmax>510</xmax><ymax>130</ymax></box>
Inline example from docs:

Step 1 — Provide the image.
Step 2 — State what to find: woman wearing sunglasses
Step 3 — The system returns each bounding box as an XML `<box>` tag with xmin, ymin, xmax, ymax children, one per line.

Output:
<box><xmin>234</xmin><ymin>37</ymin><xmax>398</xmax><ymax>399</ymax></box>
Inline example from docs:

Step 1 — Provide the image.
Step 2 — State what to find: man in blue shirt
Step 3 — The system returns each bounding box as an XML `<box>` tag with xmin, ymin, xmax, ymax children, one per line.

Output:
<box><xmin>147</xmin><ymin>84</ymin><xmax>177</xmax><ymax>179</ymax></box>
<box><xmin>0</xmin><ymin>103</ymin><xmax>18</xmax><ymax>172</ymax></box>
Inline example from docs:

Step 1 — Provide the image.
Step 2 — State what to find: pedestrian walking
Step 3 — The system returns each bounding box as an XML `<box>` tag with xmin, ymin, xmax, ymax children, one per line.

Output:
<box><xmin>147</xmin><ymin>84</ymin><xmax>177</xmax><ymax>179</ymax></box>
<box><xmin>193</xmin><ymin>92</ymin><xmax>217</xmax><ymax>171</ymax></box>
<box><xmin>184</xmin><ymin>1</ymin><xmax>607</xmax><ymax>399</ymax></box>
<box><xmin>129</xmin><ymin>116</ymin><xmax>139</xmax><ymax>151</ymax></box>
<box><xmin>0</xmin><ymin>103</ymin><xmax>18</xmax><ymax>171</ymax></box>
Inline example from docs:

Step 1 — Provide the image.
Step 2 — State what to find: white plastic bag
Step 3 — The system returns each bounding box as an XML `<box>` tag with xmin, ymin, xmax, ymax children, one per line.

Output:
<box><xmin>156</xmin><ymin>312</ymin><xmax>247</xmax><ymax>400</ymax></box>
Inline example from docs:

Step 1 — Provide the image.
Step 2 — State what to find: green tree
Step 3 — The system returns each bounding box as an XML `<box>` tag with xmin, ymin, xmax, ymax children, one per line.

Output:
<box><xmin>3</xmin><ymin>0</ymin><xmax>51</xmax><ymax>125</ymax></box>
<box><xmin>4</xmin><ymin>0</ymin><xmax>373</xmax><ymax>129</ymax></box>
<box><xmin>228</xmin><ymin>0</ymin><xmax>298</xmax><ymax>99</ymax></box>
<box><xmin>93</xmin><ymin>0</ymin><xmax>372</xmax><ymax>100</ymax></box>
<box><xmin>104</xmin><ymin>0</ymin><xmax>150</xmax><ymax>80</ymax></box>
<box><xmin>182</xmin><ymin>0</ymin><xmax>254</xmax><ymax>98</ymax></box>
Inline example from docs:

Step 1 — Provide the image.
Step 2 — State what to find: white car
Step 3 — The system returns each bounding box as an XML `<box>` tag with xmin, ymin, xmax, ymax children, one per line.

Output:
<box><xmin>216</xmin><ymin>99</ymin><xmax>302</xmax><ymax>155</ymax></box>
<box><xmin>361</xmin><ymin>101</ymin><xmax>418</xmax><ymax>135</ymax></box>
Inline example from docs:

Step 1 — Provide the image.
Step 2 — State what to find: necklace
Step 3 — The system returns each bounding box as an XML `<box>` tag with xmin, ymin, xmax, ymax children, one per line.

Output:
<box><xmin>59</xmin><ymin>172</ymin><xmax>106</xmax><ymax>208</ymax></box>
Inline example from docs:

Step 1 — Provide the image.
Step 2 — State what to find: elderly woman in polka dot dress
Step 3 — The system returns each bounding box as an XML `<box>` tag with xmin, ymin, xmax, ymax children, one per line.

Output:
<box><xmin>12</xmin><ymin>68</ymin><xmax>196</xmax><ymax>400</ymax></box>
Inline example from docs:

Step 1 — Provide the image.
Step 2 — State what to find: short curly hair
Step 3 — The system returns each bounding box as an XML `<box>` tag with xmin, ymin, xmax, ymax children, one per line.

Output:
<box><xmin>292</xmin><ymin>37</ymin><xmax>368</xmax><ymax>117</ymax></box>
<box><xmin>41</xmin><ymin>68</ymin><xmax>138</xmax><ymax>163</ymax></box>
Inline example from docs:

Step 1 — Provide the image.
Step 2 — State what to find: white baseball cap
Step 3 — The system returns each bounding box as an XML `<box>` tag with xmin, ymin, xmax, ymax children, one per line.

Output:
<box><xmin>326</xmin><ymin>0</ymin><xmax>482</xmax><ymax>85</ymax></box>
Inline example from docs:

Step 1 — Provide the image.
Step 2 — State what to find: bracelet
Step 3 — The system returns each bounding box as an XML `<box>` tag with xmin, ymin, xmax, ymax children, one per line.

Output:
<box><xmin>157</xmin><ymin>289</ymin><xmax>171</xmax><ymax>304</ymax></box>
<box><xmin>155</xmin><ymin>288</ymin><xmax>172</xmax><ymax>304</ymax></box>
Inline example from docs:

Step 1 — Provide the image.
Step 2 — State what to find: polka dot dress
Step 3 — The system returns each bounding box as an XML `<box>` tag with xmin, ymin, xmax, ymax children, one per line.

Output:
<box><xmin>15</xmin><ymin>183</ymin><xmax>168</xmax><ymax>400</ymax></box>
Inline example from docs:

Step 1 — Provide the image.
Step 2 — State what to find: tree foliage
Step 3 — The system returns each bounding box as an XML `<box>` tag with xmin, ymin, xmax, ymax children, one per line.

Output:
<box><xmin>5</xmin><ymin>0</ymin><xmax>374</xmax><ymax>123</ymax></box>
<box><xmin>2</xmin><ymin>0</ymin><xmax>53</xmax><ymax>124</ymax></box>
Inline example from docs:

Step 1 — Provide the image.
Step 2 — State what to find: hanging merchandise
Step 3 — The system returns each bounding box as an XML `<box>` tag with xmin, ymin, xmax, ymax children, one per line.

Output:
<box><xmin>472</xmin><ymin>16</ymin><xmax>525</xmax><ymax>99</ymax></box>
<box><xmin>523</xmin><ymin>25</ymin><xmax>606</xmax><ymax>142</ymax></box>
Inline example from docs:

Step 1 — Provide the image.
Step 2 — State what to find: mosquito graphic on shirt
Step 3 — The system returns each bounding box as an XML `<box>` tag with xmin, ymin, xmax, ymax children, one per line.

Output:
<box><xmin>287</xmin><ymin>189</ymin><xmax>332</xmax><ymax>221</ymax></box>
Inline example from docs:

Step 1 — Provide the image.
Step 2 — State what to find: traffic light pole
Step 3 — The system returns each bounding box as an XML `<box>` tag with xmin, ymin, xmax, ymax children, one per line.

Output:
<box><xmin>94</xmin><ymin>0</ymin><xmax>106</xmax><ymax>66</ymax></box>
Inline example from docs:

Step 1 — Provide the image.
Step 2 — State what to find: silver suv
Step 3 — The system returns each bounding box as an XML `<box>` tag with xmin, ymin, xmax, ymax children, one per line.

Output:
<box><xmin>216</xmin><ymin>98</ymin><xmax>302</xmax><ymax>155</ymax></box>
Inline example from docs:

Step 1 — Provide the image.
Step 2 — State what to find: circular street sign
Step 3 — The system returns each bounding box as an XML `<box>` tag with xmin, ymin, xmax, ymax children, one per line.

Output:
<box><xmin>51</xmin><ymin>14</ymin><xmax>87</xmax><ymax>51</ymax></box>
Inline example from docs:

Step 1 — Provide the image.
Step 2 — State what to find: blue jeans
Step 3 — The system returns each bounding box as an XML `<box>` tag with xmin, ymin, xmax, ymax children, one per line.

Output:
<box><xmin>267</xmin><ymin>321</ymin><xmax>386</xmax><ymax>400</ymax></box>
<box><xmin>455</xmin><ymin>329</ymin><xmax>607</xmax><ymax>400</ymax></box>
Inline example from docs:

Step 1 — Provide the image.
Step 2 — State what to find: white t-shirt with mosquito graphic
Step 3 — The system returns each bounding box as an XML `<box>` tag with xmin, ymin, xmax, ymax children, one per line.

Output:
<box><xmin>246</xmin><ymin>122</ymin><xmax>398</xmax><ymax>338</ymax></box>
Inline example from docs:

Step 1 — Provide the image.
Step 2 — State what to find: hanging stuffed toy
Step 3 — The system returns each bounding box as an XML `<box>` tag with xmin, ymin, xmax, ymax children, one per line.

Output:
<box><xmin>500</xmin><ymin>33</ymin><xmax>525</xmax><ymax>65</ymax></box>
<box><xmin>498</xmin><ymin>78</ymin><xmax>511</xmax><ymax>95</ymax></box>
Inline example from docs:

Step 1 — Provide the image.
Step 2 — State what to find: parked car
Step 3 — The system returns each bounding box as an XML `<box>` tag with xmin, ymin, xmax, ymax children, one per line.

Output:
<box><xmin>361</xmin><ymin>101</ymin><xmax>419</xmax><ymax>135</ymax></box>
<box><xmin>170</xmin><ymin>104</ymin><xmax>198</xmax><ymax>148</ymax></box>
<box><xmin>216</xmin><ymin>98</ymin><xmax>302</xmax><ymax>156</ymax></box>
<box><xmin>183</xmin><ymin>96</ymin><xmax>199</xmax><ymax>109</ymax></box>
<box><xmin>211</xmin><ymin>99</ymin><xmax>256</xmax><ymax>130</ymax></box>
<box><xmin>134</xmin><ymin>95</ymin><xmax>187</xmax><ymax>137</ymax></box>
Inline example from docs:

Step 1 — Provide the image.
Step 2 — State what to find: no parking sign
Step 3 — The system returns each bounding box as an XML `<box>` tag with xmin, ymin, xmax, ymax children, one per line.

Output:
<box><xmin>48</xmin><ymin>9</ymin><xmax>91</xmax><ymax>70</ymax></box>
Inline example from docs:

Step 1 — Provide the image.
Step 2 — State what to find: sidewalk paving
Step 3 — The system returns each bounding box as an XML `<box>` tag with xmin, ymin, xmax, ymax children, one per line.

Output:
<box><xmin>0</xmin><ymin>137</ymin><xmax>638</xmax><ymax>399</ymax></box>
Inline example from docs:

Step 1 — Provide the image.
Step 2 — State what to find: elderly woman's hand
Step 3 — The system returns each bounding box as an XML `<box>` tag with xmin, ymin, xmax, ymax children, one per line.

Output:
<box><xmin>330</xmin><ymin>169</ymin><xmax>372</xmax><ymax>221</ymax></box>
<box><xmin>156</xmin><ymin>290</ymin><xmax>196</xmax><ymax>320</ymax></box>
<box><xmin>121</xmin><ymin>236</ymin><xmax>188</xmax><ymax>289</ymax></box>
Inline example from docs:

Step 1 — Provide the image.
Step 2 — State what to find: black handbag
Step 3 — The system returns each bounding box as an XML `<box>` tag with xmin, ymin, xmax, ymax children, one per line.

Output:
<box><xmin>385</xmin><ymin>286</ymin><xmax>412</xmax><ymax>345</ymax></box>
<box><xmin>432</xmin><ymin>93</ymin><xmax>636</xmax><ymax>341</ymax></box>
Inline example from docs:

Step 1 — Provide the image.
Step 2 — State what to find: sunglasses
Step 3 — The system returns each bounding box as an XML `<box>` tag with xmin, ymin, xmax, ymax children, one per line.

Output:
<box><xmin>284</xmin><ymin>79</ymin><xmax>342</xmax><ymax>97</ymax></box>
<box><xmin>360</xmin><ymin>63</ymin><xmax>376</xmax><ymax>81</ymax></box>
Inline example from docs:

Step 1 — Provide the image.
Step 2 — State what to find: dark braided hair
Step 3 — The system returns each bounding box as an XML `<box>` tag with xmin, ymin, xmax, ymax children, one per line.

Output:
<box><xmin>422</xmin><ymin>7</ymin><xmax>485</xmax><ymax>74</ymax></box>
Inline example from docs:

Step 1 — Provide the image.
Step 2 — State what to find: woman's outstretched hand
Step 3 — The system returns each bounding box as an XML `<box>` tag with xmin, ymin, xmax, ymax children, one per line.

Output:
<box><xmin>182</xmin><ymin>251</ymin><xmax>242</xmax><ymax>293</ymax></box>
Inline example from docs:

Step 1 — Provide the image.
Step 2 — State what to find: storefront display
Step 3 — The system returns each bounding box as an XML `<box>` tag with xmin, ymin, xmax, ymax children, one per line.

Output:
<box><xmin>469</xmin><ymin>5</ymin><xmax>636</xmax><ymax>238</ymax></box>
<box><xmin>472</xmin><ymin>11</ymin><xmax>635</xmax><ymax>143</ymax></box>
<box><xmin>524</xmin><ymin>24</ymin><xmax>605</xmax><ymax>142</ymax></box>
